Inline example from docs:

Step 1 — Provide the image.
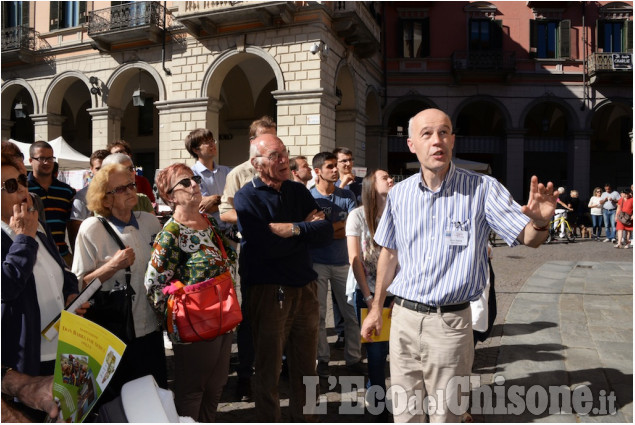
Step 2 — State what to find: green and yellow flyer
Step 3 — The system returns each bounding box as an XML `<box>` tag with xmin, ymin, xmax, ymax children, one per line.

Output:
<box><xmin>52</xmin><ymin>311</ymin><xmax>126</xmax><ymax>422</ymax></box>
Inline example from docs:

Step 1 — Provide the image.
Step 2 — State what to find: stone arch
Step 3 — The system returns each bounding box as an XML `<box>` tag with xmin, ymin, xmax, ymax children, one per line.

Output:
<box><xmin>106</xmin><ymin>61</ymin><xmax>166</xmax><ymax>108</ymax></box>
<box><xmin>453</xmin><ymin>95</ymin><xmax>512</xmax><ymax>131</ymax></box>
<box><xmin>1</xmin><ymin>79</ymin><xmax>39</xmax><ymax>116</ymax></box>
<box><xmin>518</xmin><ymin>96</ymin><xmax>580</xmax><ymax>132</ymax></box>
<box><xmin>201</xmin><ymin>46</ymin><xmax>284</xmax><ymax>99</ymax></box>
<box><xmin>43</xmin><ymin>71</ymin><xmax>93</xmax><ymax>113</ymax></box>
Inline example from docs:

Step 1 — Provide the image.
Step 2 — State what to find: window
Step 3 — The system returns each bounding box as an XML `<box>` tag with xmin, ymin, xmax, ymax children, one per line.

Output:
<box><xmin>2</xmin><ymin>1</ymin><xmax>28</xmax><ymax>28</ymax></box>
<box><xmin>597</xmin><ymin>20</ymin><xmax>633</xmax><ymax>53</ymax></box>
<box><xmin>469</xmin><ymin>19</ymin><xmax>502</xmax><ymax>50</ymax></box>
<box><xmin>400</xmin><ymin>18</ymin><xmax>430</xmax><ymax>58</ymax></box>
<box><xmin>50</xmin><ymin>1</ymin><xmax>86</xmax><ymax>30</ymax></box>
<box><xmin>530</xmin><ymin>20</ymin><xmax>571</xmax><ymax>59</ymax></box>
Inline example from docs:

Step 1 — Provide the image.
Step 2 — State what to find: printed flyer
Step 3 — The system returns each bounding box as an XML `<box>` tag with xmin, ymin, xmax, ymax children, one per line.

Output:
<box><xmin>52</xmin><ymin>310</ymin><xmax>126</xmax><ymax>422</ymax></box>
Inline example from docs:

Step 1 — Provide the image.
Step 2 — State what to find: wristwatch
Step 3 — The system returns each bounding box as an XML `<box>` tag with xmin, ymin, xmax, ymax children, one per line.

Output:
<box><xmin>363</xmin><ymin>295</ymin><xmax>374</xmax><ymax>302</ymax></box>
<box><xmin>292</xmin><ymin>224</ymin><xmax>301</xmax><ymax>237</ymax></box>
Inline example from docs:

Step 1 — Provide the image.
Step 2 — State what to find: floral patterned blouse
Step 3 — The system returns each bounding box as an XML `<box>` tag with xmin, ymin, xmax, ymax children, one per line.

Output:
<box><xmin>144</xmin><ymin>215</ymin><xmax>236</xmax><ymax>317</ymax></box>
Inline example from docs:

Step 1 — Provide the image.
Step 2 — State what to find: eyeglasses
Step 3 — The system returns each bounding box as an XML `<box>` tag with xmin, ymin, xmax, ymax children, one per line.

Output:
<box><xmin>167</xmin><ymin>175</ymin><xmax>202</xmax><ymax>194</ymax></box>
<box><xmin>31</xmin><ymin>156</ymin><xmax>56</xmax><ymax>163</ymax></box>
<box><xmin>257</xmin><ymin>149</ymin><xmax>289</xmax><ymax>163</ymax></box>
<box><xmin>1</xmin><ymin>174</ymin><xmax>28</xmax><ymax>193</ymax></box>
<box><xmin>106</xmin><ymin>182</ymin><xmax>136</xmax><ymax>195</ymax></box>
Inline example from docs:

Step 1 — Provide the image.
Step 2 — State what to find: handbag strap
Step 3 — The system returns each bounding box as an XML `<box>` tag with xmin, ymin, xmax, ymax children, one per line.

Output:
<box><xmin>202</xmin><ymin>214</ymin><xmax>228</xmax><ymax>260</ymax></box>
<box><xmin>97</xmin><ymin>216</ymin><xmax>132</xmax><ymax>287</ymax></box>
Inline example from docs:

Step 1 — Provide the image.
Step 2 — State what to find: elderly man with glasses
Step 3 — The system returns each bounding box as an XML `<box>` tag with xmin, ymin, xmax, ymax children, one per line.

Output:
<box><xmin>234</xmin><ymin>133</ymin><xmax>333</xmax><ymax>422</ymax></box>
<box><xmin>27</xmin><ymin>140</ymin><xmax>76</xmax><ymax>267</ymax></box>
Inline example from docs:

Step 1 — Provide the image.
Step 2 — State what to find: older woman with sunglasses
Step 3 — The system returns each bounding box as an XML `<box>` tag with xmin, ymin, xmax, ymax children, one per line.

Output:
<box><xmin>145</xmin><ymin>163</ymin><xmax>236</xmax><ymax>422</ymax></box>
<box><xmin>72</xmin><ymin>163</ymin><xmax>166</xmax><ymax>402</ymax></box>
<box><xmin>1</xmin><ymin>151</ymin><xmax>81</xmax><ymax>380</ymax></box>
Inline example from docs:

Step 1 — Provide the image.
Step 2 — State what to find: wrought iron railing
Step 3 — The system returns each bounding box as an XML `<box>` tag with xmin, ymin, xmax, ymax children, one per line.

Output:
<box><xmin>452</xmin><ymin>50</ymin><xmax>516</xmax><ymax>71</ymax></box>
<box><xmin>88</xmin><ymin>1</ymin><xmax>166</xmax><ymax>35</ymax></box>
<box><xmin>1</xmin><ymin>25</ymin><xmax>37</xmax><ymax>51</ymax></box>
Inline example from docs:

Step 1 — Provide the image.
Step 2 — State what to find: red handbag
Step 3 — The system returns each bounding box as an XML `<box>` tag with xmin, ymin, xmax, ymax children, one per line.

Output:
<box><xmin>163</xmin><ymin>221</ymin><xmax>242</xmax><ymax>343</ymax></box>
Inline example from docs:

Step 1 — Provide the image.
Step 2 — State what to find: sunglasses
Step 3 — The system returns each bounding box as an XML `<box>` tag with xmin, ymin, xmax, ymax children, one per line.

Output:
<box><xmin>107</xmin><ymin>182</ymin><xmax>136</xmax><ymax>195</ymax></box>
<box><xmin>31</xmin><ymin>156</ymin><xmax>56</xmax><ymax>163</ymax></box>
<box><xmin>1</xmin><ymin>174</ymin><xmax>28</xmax><ymax>193</ymax></box>
<box><xmin>167</xmin><ymin>175</ymin><xmax>202</xmax><ymax>194</ymax></box>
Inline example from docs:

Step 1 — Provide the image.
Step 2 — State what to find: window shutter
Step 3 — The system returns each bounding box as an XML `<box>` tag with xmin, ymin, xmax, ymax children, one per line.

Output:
<box><xmin>559</xmin><ymin>19</ymin><xmax>571</xmax><ymax>58</ymax></box>
<box><xmin>50</xmin><ymin>1</ymin><xmax>59</xmax><ymax>30</ymax></box>
<box><xmin>422</xmin><ymin>17</ymin><xmax>430</xmax><ymax>57</ymax></box>
<box><xmin>529</xmin><ymin>19</ymin><xmax>537</xmax><ymax>58</ymax></box>
<box><xmin>21</xmin><ymin>2</ymin><xmax>30</xmax><ymax>26</ymax></box>
<box><xmin>398</xmin><ymin>19</ymin><xmax>404</xmax><ymax>57</ymax></box>
<box><xmin>624</xmin><ymin>20</ymin><xmax>633</xmax><ymax>53</ymax></box>
<box><xmin>79</xmin><ymin>1</ymin><xmax>86</xmax><ymax>24</ymax></box>
<box><xmin>596</xmin><ymin>20</ymin><xmax>604</xmax><ymax>53</ymax></box>
<box><xmin>492</xmin><ymin>19</ymin><xmax>503</xmax><ymax>49</ymax></box>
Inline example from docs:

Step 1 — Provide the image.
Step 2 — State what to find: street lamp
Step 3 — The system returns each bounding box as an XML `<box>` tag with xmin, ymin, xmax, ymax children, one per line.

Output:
<box><xmin>14</xmin><ymin>101</ymin><xmax>27</xmax><ymax>119</ymax></box>
<box><xmin>132</xmin><ymin>89</ymin><xmax>146</xmax><ymax>106</ymax></box>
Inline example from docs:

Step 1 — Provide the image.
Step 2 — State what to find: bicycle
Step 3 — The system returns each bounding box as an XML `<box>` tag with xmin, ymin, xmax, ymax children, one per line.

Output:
<box><xmin>546</xmin><ymin>214</ymin><xmax>576</xmax><ymax>243</ymax></box>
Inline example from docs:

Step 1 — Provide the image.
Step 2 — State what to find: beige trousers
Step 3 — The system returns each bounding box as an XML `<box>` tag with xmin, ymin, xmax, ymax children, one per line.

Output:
<box><xmin>389</xmin><ymin>303</ymin><xmax>474</xmax><ymax>422</ymax></box>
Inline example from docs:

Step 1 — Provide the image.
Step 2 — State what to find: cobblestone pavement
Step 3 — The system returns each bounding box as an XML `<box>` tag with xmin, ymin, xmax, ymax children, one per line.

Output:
<box><xmin>166</xmin><ymin>236</ymin><xmax>632</xmax><ymax>422</ymax></box>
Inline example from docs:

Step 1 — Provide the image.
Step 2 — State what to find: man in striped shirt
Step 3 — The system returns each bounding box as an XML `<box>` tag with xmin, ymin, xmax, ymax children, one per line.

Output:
<box><xmin>361</xmin><ymin>108</ymin><xmax>557</xmax><ymax>422</ymax></box>
<box><xmin>27</xmin><ymin>141</ymin><xmax>76</xmax><ymax>267</ymax></box>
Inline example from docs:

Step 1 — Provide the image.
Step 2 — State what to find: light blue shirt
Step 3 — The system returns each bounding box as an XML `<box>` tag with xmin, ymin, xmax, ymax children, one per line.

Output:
<box><xmin>374</xmin><ymin>162</ymin><xmax>529</xmax><ymax>306</ymax></box>
<box><xmin>191</xmin><ymin>161</ymin><xmax>232</xmax><ymax>230</ymax></box>
<box><xmin>600</xmin><ymin>190</ymin><xmax>620</xmax><ymax>210</ymax></box>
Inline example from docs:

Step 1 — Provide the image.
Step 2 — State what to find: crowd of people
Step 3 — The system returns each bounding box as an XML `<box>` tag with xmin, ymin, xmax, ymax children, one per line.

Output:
<box><xmin>1</xmin><ymin>108</ymin><xmax>630</xmax><ymax>422</ymax></box>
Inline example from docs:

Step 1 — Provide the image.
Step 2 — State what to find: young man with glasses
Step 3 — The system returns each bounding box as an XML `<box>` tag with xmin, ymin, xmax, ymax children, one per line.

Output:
<box><xmin>28</xmin><ymin>141</ymin><xmax>76</xmax><ymax>267</ymax></box>
<box><xmin>185</xmin><ymin>128</ymin><xmax>232</xmax><ymax>234</ymax></box>
<box><xmin>333</xmin><ymin>147</ymin><xmax>363</xmax><ymax>205</ymax></box>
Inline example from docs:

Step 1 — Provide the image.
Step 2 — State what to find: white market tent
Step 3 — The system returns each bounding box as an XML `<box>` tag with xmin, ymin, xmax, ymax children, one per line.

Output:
<box><xmin>406</xmin><ymin>157</ymin><xmax>492</xmax><ymax>175</ymax></box>
<box><xmin>10</xmin><ymin>136</ymin><xmax>91</xmax><ymax>170</ymax></box>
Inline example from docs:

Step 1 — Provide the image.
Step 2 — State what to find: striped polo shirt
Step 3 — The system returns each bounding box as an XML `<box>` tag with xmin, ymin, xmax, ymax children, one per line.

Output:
<box><xmin>28</xmin><ymin>173</ymin><xmax>76</xmax><ymax>257</ymax></box>
<box><xmin>374</xmin><ymin>162</ymin><xmax>529</xmax><ymax>306</ymax></box>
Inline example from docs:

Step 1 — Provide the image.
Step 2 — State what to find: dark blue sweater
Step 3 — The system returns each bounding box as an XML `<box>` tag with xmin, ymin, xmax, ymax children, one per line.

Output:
<box><xmin>235</xmin><ymin>178</ymin><xmax>333</xmax><ymax>288</ymax></box>
<box><xmin>2</xmin><ymin>227</ymin><xmax>78</xmax><ymax>375</ymax></box>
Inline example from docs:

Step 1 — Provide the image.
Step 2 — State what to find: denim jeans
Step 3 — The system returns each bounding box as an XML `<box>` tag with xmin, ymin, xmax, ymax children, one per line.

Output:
<box><xmin>354</xmin><ymin>289</ymin><xmax>392</xmax><ymax>395</ymax></box>
<box><xmin>603</xmin><ymin>209</ymin><xmax>616</xmax><ymax>239</ymax></box>
<box><xmin>591</xmin><ymin>214</ymin><xmax>603</xmax><ymax>237</ymax></box>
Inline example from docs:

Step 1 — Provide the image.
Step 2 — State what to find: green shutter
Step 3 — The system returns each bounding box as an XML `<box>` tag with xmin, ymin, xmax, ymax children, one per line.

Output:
<box><xmin>422</xmin><ymin>17</ymin><xmax>430</xmax><ymax>57</ymax></box>
<box><xmin>529</xmin><ymin>19</ymin><xmax>537</xmax><ymax>58</ymax></box>
<box><xmin>559</xmin><ymin>19</ymin><xmax>571</xmax><ymax>58</ymax></box>
<box><xmin>624</xmin><ymin>20</ymin><xmax>633</xmax><ymax>53</ymax></box>
<box><xmin>21</xmin><ymin>1</ymin><xmax>29</xmax><ymax>26</ymax></box>
<box><xmin>50</xmin><ymin>1</ymin><xmax>59</xmax><ymax>30</ymax></box>
<box><xmin>79</xmin><ymin>1</ymin><xmax>86</xmax><ymax>24</ymax></box>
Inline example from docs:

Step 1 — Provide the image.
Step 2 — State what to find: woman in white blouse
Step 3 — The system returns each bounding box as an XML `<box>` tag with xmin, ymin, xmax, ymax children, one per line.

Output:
<box><xmin>588</xmin><ymin>187</ymin><xmax>604</xmax><ymax>240</ymax></box>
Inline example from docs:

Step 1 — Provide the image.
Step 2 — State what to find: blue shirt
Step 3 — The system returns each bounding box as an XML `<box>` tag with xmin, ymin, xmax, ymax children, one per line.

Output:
<box><xmin>336</xmin><ymin>176</ymin><xmax>363</xmax><ymax>205</ymax></box>
<box><xmin>310</xmin><ymin>186</ymin><xmax>357</xmax><ymax>265</ymax></box>
<box><xmin>191</xmin><ymin>161</ymin><xmax>232</xmax><ymax>231</ymax></box>
<box><xmin>234</xmin><ymin>178</ymin><xmax>333</xmax><ymax>288</ymax></box>
<box><xmin>375</xmin><ymin>162</ymin><xmax>529</xmax><ymax>306</ymax></box>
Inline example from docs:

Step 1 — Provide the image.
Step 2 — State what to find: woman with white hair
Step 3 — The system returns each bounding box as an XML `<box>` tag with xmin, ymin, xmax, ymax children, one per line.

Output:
<box><xmin>102</xmin><ymin>153</ymin><xmax>154</xmax><ymax>214</ymax></box>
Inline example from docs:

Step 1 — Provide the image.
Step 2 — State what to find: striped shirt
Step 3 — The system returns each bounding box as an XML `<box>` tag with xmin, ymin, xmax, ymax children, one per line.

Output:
<box><xmin>374</xmin><ymin>162</ymin><xmax>528</xmax><ymax>306</ymax></box>
<box><xmin>28</xmin><ymin>174</ymin><xmax>76</xmax><ymax>257</ymax></box>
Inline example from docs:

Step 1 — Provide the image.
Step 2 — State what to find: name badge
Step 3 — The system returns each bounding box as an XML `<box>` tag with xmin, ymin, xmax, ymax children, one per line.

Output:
<box><xmin>445</xmin><ymin>230</ymin><xmax>468</xmax><ymax>246</ymax></box>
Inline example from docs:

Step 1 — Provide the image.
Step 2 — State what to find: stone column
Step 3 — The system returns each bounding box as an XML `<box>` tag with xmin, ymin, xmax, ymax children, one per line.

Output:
<box><xmin>570</xmin><ymin>131</ymin><xmax>592</xmax><ymax>199</ymax></box>
<box><xmin>2</xmin><ymin>119</ymin><xmax>14</xmax><ymax>141</ymax></box>
<box><xmin>273</xmin><ymin>88</ymin><xmax>338</xmax><ymax>157</ymax></box>
<box><xmin>506</xmin><ymin>129</ymin><xmax>525</xmax><ymax>202</ymax></box>
<box><xmin>155</xmin><ymin>97</ymin><xmax>210</xmax><ymax>169</ymax></box>
<box><xmin>365</xmin><ymin>125</ymin><xmax>386</xmax><ymax>170</ymax></box>
<box><xmin>87</xmin><ymin>107</ymin><xmax>112</xmax><ymax>151</ymax></box>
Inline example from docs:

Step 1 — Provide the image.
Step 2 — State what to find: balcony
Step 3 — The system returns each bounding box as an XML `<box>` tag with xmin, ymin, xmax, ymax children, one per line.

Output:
<box><xmin>174</xmin><ymin>1</ymin><xmax>296</xmax><ymax>37</ymax></box>
<box><xmin>330</xmin><ymin>1</ymin><xmax>380</xmax><ymax>59</ymax></box>
<box><xmin>1</xmin><ymin>25</ymin><xmax>44</xmax><ymax>64</ymax></box>
<box><xmin>451</xmin><ymin>50</ymin><xmax>515</xmax><ymax>81</ymax></box>
<box><xmin>587</xmin><ymin>52</ymin><xmax>633</xmax><ymax>85</ymax></box>
<box><xmin>88</xmin><ymin>1</ymin><xmax>167</xmax><ymax>51</ymax></box>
